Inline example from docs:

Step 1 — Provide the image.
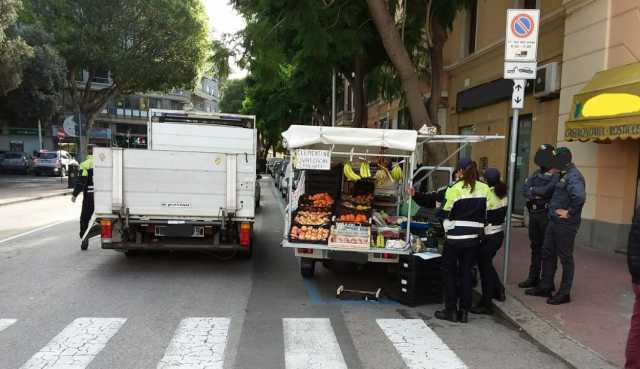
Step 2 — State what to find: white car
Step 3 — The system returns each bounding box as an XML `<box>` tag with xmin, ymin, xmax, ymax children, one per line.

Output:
<box><xmin>33</xmin><ymin>150</ymin><xmax>79</xmax><ymax>177</ymax></box>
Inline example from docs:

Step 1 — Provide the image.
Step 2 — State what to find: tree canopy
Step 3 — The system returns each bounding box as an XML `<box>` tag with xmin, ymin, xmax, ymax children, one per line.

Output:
<box><xmin>219</xmin><ymin>78</ymin><xmax>247</xmax><ymax>114</ymax></box>
<box><xmin>26</xmin><ymin>0</ymin><xmax>210</xmax><ymax>155</ymax></box>
<box><xmin>0</xmin><ymin>0</ymin><xmax>33</xmax><ymax>96</ymax></box>
<box><xmin>0</xmin><ymin>24</ymin><xmax>66</xmax><ymax>126</ymax></box>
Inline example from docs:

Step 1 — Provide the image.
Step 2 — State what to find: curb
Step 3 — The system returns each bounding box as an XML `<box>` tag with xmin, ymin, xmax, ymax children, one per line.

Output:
<box><xmin>491</xmin><ymin>290</ymin><xmax>619</xmax><ymax>369</ymax></box>
<box><xmin>0</xmin><ymin>190</ymin><xmax>73</xmax><ymax>207</ymax></box>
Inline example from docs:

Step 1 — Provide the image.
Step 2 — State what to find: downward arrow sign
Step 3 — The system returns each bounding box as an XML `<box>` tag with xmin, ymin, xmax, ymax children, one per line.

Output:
<box><xmin>514</xmin><ymin>97</ymin><xmax>522</xmax><ymax>103</ymax></box>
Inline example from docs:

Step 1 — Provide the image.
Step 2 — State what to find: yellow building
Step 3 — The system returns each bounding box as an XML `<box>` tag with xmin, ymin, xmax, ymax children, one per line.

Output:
<box><xmin>443</xmin><ymin>0</ymin><xmax>640</xmax><ymax>253</ymax></box>
<box><xmin>362</xmin><ymin>0</ymin><xmax>640</xmax><ymax>253</ymax></box>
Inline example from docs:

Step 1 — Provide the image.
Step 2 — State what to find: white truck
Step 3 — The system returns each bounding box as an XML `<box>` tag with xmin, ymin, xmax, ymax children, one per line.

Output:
<box><xmin>91</xmin><ymin>110</ymin><xmax>258</xmax><ymax>258</ymax></box>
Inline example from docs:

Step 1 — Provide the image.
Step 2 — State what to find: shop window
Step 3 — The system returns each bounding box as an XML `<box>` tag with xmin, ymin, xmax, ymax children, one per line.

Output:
<box><xmin>463</xmin><ymin>0</ymin><xmax>478</xmax><ymax>57</ymax></box>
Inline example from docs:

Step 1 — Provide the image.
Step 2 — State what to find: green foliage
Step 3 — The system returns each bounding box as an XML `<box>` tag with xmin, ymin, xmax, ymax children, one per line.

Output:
<box><xmin>0</xmin><ymin>24</ymin><xmax>66</xmax><ymax>125</ymax></box>
<box><xmin>27</xmin><ymin>0</ymin><xmax>209</xmax><ymax>107</ymax></box>
<box><xmin>219</xmin><ymin>78</ymin><xmax>247</xmax><ymax>114</ymax></box>
<box><xmin>0</xmin><ymin>0</ymin><xmax>33</xmax><ymax>95</ymax></box>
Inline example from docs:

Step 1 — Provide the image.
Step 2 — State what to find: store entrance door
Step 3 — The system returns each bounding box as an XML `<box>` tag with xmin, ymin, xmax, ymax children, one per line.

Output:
<box><xmin>508</xmin><ymin>114</ymin><xmax>533</xmax><ymax>215</ymax></box>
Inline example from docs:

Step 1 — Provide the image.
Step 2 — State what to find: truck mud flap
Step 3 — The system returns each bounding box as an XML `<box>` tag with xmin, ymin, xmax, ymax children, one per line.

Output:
<box><xmin>327</xmin><ymin>250</ymin><xmax>368</xmax><ymax>263</ymax></box>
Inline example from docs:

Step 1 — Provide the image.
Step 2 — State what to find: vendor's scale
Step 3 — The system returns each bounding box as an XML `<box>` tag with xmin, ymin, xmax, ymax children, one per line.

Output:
<box><xmin>280</xmin><ymin>125</ymin><xmax>504</xmax><ymax>277</ymax></box>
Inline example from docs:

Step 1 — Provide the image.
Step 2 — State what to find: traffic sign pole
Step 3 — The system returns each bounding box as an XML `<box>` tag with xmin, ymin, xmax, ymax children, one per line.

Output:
<box><xmin>502</xmin><ymin>8</ymin><xmax>540</xmax><ymax>285</ymax></box>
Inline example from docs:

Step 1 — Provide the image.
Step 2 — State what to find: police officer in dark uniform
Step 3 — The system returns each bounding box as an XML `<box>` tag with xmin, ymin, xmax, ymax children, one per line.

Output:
<box><xmin>71</xmin><ymin>145</ymin><xmax>95</xmax><ymax>250</ymax></box>
<box><xmin>518</xmin><ymin>144</ymin><xmax>559</xmax><ymax>289</ymax></box>
<box><xmin>526</xmin><ymin>147</ymin><xmax>586</xmax><ymax>304</ymax></box>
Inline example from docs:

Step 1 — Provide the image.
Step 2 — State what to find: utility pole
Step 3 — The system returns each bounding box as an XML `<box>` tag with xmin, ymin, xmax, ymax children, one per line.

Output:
<box><xmin>331</xmin><ymin>69</ymin><xmax>336</xmax><ymax>127</ymax></box>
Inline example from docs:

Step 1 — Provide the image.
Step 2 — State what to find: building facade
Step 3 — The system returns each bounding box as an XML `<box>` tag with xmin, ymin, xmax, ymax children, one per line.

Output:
<box><xmin>362</xmin><ymin>0</ymin><xmax>640</xmax><ymax>253</ymax></box>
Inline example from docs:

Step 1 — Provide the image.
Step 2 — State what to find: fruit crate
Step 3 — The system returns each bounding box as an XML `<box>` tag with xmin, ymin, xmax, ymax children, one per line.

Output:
<box><xmin>328</xmin><ymin>223</ymin><xmax>371</xmax><ymax>250</ymax></box>
<box><xmin>289</xmin><ymin>224</ymin><xmax>331</xmax><ymax>245</ymax></box>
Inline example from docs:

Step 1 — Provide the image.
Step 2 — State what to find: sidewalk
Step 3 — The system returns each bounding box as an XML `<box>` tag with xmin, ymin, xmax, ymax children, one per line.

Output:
<box><xmin>0</xmin><ymin>175</ymin><xmax>72</xmax><ymax>206</ymax></box>
<box><xmin>494</xmin><ymin>227</ymin><xmax>631</xmax><ymax>368</ymax></box>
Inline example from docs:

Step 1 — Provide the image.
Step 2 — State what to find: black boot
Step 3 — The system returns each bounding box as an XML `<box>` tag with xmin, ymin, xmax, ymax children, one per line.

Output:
<box><xmin>457</xmin><ymin>310</ymin><xmax>469</xmax><ymax>323</ymax></box>
<box><xmin>434</xmin><ymin>309</ymin><xmax>457</xmax><ymax>323</ymax></box>
<box><xmin>547</xmin><ymin>294</ymin><xmax>571</xmax><ymax>305</ymax></box>
<box><xmin>494</xmin><ymin>285</ymin><xmax>506</xmax><ymax>302</ymax></box>
<box><xmin>524</xmin><ymin>286</ymin><xmax>553</xmax><ymax>297</ymax></box>
<box><xmin>518</xmin><ymin>278</ymin><xmax>539</xmax><ymax>288</ymax></box>
<box><xmin>470</xmin><ymin>304</ymin><xmax>493</xmax><ymax>315</ymax></box>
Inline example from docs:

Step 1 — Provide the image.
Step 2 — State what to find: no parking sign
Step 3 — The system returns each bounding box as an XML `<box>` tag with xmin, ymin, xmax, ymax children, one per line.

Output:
<box><xmin>505</xmin><ymin>9</ymin><xmax>540</xmax><ymax>62</ymax></box>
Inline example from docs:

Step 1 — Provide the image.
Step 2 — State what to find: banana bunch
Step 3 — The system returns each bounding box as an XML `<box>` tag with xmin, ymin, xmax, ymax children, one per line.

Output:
<box><xmin>391</xmin><ymin>164</ymin><xmax>404</xmax><ymax>181</ymax></box>
<box><xmin>343</xmin><ymin>162</ymin><xmax>361</xmax><ymax>181</ymax></box>
<box><xmin>359</xmin><ymin>162</ymin><xmax>371</xmax><ymax>179</ymax></box>
<box><xmin>374</xmin><ymin>165</ymin><xmax>387</xmax><ymax>185</ymax></box>
<box><xmin>374</xmin><ymin>233</ymin><xmax>385</xmax><ymax>248</ymax></box>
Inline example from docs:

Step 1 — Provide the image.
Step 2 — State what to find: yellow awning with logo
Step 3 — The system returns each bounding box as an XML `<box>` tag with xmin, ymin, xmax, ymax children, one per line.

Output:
<box><xmin>565</xmin><ymin>62</ymin><xmax>640</xmax><ymax>142</ymax></box>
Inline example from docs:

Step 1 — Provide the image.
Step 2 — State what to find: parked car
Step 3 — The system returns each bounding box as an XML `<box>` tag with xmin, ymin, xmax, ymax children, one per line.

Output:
<box><xmin>0</xmin><ymin>152</ymin><xmax>32</xmax><ymax>174</ymax></box>
<box><xmin>32</xmin><ymin>150</ymin><xmax>79</xmax><ymax>177</ymax></box>
<box><xmin>275</xmin><ymin>160</ymin><xmax>289</xmax><ymax>190</ymax></box>
<box><xmin>281</xmin><ymin>166</ymin><xmax>302</xmax><ymax>200</ymax></box>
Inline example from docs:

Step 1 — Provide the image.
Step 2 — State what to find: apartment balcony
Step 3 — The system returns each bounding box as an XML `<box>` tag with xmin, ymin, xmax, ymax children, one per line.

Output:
<box><xmin>336</xmin><ymin>110</ymin><xmax>354</xmax><ymax>127</ymax></box>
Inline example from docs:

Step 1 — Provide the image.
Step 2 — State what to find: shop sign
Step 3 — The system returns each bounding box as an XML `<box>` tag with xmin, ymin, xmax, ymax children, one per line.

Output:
<box><xmin>89</xmin><ymin>128</ymin><xmax>112</xmax><ymax>140</ymax></box>
<box><xmin>8</xmin><ymin>128</ymin><xmax>42</xmax><ymax>136</ymax></box>
<box><xmin>293</xmin><ymin>149</ymin><xmax>331</xmax><ymax>170</ymax></box>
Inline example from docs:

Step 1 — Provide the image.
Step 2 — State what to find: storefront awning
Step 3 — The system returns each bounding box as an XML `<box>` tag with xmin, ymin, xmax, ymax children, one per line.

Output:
<box><xmin>565</xmin><ymin>62</ymin><xmax>640</xmax><ymax>142</ymax></box>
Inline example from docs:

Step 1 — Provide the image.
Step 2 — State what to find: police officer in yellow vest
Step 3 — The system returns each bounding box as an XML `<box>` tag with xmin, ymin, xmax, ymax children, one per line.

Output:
<box><xmin>436</xmin><ymin>159</ymin><xmax>491</xmax><ymax>323</ymax></box>
<box><xmin>472</xmin><ymin>168</ymin><xmax>508</xmax><ymax>315</ymax></box>
<box><xmin>71</xmin><ymin>145</ymin><xmax>95</xmax><ymax>250</ymax></box>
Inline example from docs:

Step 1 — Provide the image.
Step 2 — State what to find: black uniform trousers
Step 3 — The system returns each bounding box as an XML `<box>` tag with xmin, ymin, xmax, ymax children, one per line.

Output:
<box><xmin>539</xmin><ymin>221</ymin><xmax>578</xmax><ymax>296</ymax></box>
<box><xmin>527</xmin><ymin>210</ymin><xmax>549</xmax><ymax>281</ymax></box>
<box><xmin>442</xmin><ymin>238</ymin><xmax>479</xmax><ymax>311</ymax></box>
<box><xmin>80</xmin><ymin>192</ymin><xmax>94</xmax><ymax>238</ymax></box>
<box><xmin>478</xmin><ymin>232</ymin><xmax>505</xmax><ymax>306</ymax></box>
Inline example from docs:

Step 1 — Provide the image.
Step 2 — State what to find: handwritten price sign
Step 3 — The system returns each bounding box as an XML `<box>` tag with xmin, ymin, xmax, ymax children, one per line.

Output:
<box><xmin>293</xmin><ymin>149</ymin><xmax>331</xmax><ymax>170</ymax></box>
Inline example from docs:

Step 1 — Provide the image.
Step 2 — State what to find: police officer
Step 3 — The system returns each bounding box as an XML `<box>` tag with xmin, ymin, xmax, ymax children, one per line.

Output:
<box><xmin>471</xmin><ymin>168</ymin><xmax>508</xmax><ymax>315</ymax></box>
<box><xmin>518</xmin><ymin>144</ymin><xmax>559</xmax><ymax>289</ymax></box>
<box><xmin>526</xmin><ymin>147</ymin><xmax>586</xmax><ymax>304</ymax></box>
<box><xmin>436</xmin><ymin>159</ymin><xmax>490</xmax><ymax>323</ymax></box>
<box><xmin>71</xmin><ymin>145</ymin><xmax>95</xmax><ymax>250</ymax></box>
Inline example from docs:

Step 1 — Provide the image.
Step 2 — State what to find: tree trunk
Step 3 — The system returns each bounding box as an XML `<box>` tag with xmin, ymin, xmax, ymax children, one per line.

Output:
<box><xmin>351</xmin><ymin>55</ymin><xmax>368</xmax><ymax>128</ymax></box>
<box><xmin>367</xmin><ymin>0</ymin><xmax>430</xmax><ymax>129</ymax></box>
<box><xmin>428</xmin><ymin>21</ymin><xmax>446</xmax><ymax>130</ymax></box>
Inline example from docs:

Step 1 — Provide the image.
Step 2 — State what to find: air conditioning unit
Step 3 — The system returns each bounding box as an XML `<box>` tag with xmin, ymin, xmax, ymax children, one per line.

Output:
<box><xmin>534</xmin><ymin>62</ymin><xmax>561</xmax><ymax>99</ymax></box>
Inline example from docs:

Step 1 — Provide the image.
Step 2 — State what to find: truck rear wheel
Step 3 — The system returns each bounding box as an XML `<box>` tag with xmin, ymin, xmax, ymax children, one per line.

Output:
<box><xmin>300</xmin><ymin>258</ymin><xmax>315</xmax><ymax>278</ymax></box>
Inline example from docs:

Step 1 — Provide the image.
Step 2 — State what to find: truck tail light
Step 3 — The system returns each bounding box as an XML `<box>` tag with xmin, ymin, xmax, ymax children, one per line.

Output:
<box><xmin>239</xmin><ymin>223</ymin><xmax>251</xmax><ymax>247</ymax></box>
<box><xmin>297</xmin><ymin>248</ymin><xmax>314</xmax><ymax>254</ymax></box>
<box><xmin>101</xmin><ymin>220</ymin><xmax>112</xmax><ymax>243</ymax></box>
<box><xmin>383</xmin><ymin>253</ymin><xmax>397</xmax><ymax>260</ymax></box>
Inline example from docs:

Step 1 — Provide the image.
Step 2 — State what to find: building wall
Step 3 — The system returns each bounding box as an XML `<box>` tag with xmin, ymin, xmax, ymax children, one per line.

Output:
<box><xmin>557</xmin><ymin>0</ymin><xmax>640</xmax><ymax>251</ymax></box>
<box><xmin>445</xmin><ymin>2</ymin><xmax>565</xmax><ymax>176</ymax></box>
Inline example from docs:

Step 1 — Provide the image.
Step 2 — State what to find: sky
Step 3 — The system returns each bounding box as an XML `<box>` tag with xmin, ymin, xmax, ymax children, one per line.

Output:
<box><xmin>202</xmin><ymin>0</ymin><xmax>247</xmax><ymax>79</ymax></box>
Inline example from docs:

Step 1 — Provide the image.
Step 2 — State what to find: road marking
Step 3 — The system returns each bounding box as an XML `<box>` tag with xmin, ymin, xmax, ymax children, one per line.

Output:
<box><xmin>0</xmin><ymin>319</ymin><xmax>17</xmax><ymax>332</ymax></box>
<box><xmin>0</xmin><ymin>220</ymin><xmax>69</xmax><ymax>244</ymax></box>
<box><xmin>157</xmin><ymin>317</ymin><xmax>230</xmax><ymax>369</ymax></box>
<box><xmin>19</xmin><ymin>317</ymin><xmax>126</xmax><ymax>369</ymax></box>
<box><xmin>283</xmin><ymin>318</ymin><xmax>348</xmax><ymax>369</ymax></box>
<box><xmin>377</xmin><ymin>319</ymin><xmax>467</xmax><ymax>369</ymax></box>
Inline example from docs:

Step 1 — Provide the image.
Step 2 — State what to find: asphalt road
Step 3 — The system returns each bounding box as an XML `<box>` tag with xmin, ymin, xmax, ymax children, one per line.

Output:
<box><xmin>0</xmin><ymin>178</ymin><xmax>568</xmax><ymax>369</ymax></box>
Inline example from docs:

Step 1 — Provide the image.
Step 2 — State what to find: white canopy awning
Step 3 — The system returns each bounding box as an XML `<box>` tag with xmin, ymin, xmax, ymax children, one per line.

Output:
<box><xmin>282</xmin><ymin>125</ymin><xmax>418</xmax><ymax>152</ymax></box>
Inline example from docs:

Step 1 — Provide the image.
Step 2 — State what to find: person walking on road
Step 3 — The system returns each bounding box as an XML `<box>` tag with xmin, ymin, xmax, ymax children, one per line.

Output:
<box><xmin>526</xmin><ymin>147</ymin><xmax>586</xmax><ymax>305</ymax></box>
<box><xmin>71</xmin><ymin>145</ymin><xmax>95</xmax><ymax>250</ymax></box>
<box><xmin>519</xmin><ymin>144</ymin><xmax>559</xmax><ymax>289</ymax></box>
<box><xmin>626</xmin><ymin>206</ymin><xmax>640</xmax><ymax>369</ymax></box>
<box><xmin>436</xmin><ymin>159</ymin><xmax>490</xmax><ymax>323</ymax></box>
<box><xmin>471</xmin><ymin>168</ymin><xmax>507</xmax><ymax>315</ymax></box>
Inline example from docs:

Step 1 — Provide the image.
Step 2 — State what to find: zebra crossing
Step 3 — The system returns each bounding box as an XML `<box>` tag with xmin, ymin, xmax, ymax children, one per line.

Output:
<box><xmin>0</xmin><ymin>317</ymin><xmax>467</xmax><ymax>369</ymax></box>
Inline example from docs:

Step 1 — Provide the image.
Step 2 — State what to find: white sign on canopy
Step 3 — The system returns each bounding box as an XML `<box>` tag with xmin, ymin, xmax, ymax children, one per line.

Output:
<box><xmin>282</xmin><ymin>125</ymin><xmax>418</xmax><ymax>152</ymax></box>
